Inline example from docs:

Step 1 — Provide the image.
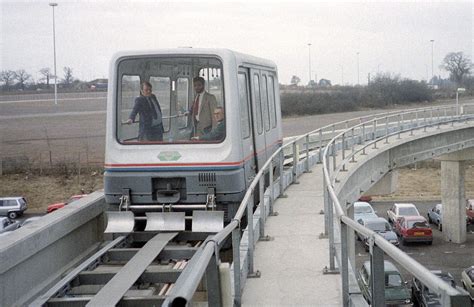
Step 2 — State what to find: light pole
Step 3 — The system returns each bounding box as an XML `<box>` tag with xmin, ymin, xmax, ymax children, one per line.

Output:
<box><xmin>456</xmin><ymin>88</ymin><xmax>466</xmax><ymax>115</ymax></box>
<box><xmin>307</xmin><ymin>43</ymin><xmax>312</xmax><ymax>84</ymax></box>
<box><xmin>49</xmin><ymin>3</ymin><xmax>58</xmax><ymax>105</ymax></box>
<box><xmin>356</xmin><ymin>52</ymin><xmax>360</xmax><ymax>85</ymax></box>
<box><xmin>430</xmin><ymin>39</ymin><xmax>434</xmax><ymax>85</ymax></box>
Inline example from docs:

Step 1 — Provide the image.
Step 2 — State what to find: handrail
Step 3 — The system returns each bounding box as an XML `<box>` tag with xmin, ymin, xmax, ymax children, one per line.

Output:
<box><xmin>164</xmin><ymin>102</ymin><xmax>474</xmax><ymax>306</ymax></box>
<box><xmin>322</xmin><ymin>103</ymin><xmax>473</xmax><ymax>306</ymax></box>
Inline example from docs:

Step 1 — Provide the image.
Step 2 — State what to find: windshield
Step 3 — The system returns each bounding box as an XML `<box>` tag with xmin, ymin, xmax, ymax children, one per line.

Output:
<box><xmin>407</xmin><ymin>220</ymin><xmax>429</xmax><ymax>228</ymax></box>
<box><xmin>399</xmin><ymin>207</ymin><xmax>418</xmax><ymax>216</ymax></box>
<box><xmin>355</xmin><ymin>205</ymin><xmax>373</xmax><ymax>214</ymax></box>
<box><xmin>367</xmin><ymin>221</ymin><xmax>391</xmax><ymax>232</ymax></box>
<box><xmin>117</xmin><ymin>56</ymin><xmax>225</xmax><ymax>144</ymax></box>
<box><xmin>386</xmin><ymin>273</ymin><xmax>403</xmax><ymax>287</ymax></box>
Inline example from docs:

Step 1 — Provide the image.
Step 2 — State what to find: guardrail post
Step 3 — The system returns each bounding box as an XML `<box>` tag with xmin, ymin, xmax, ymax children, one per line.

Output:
<box><xmin>259</xmin><ymin>176</ymin><xmax>266</xmax><ymax>240</ymax></box>
<box><xmin>384</xmin><ymin>116</ymin><xmax>389</xmax><ymax>144</ymax></box>
<box><xmin>278</xmin><ymin>150</ymin><xmax>287</xmax><ymax>198</ymax></box>
<box><xmin>424</xmin><ymin>109</ymin><xmax>427</xmax><ymax>132</ymax></box>
<box><xmin>305</xmin><ymin>134</ymin><xmax>311</xmax><ymax>172</ymax></box>
<box><xmin>232</xmin><ymin>228</ymin><xmax>242</xmax><ymax>306</ymax></box>
<box><xmin>372</xmin><ymin>119</ymin><xmax>377</xmax><ymax>140</ymax></box>
<box><xmin>341</xmin><ymin>134</ymin><xmax>346</xmax><ymax>171</ymax></box>
<box><xmin>318</xmin><ymin>129</ymin><xmax>323</xmax><ymax>163</ymax></box>
<box><xmin>361</xmin><ymin>123</ymin><xmax>366</xmax><ymax>145</ymax></box>
<box><xmin>206</xmin><ymin>252</ymin><xmax>223</xmax><ymax>307</ymax></box>
<box><xmin>341</xmin><ymin>222</ymin><xmax>349</xmax><ymax>307</ymax></box>
<box><xmin>369</xmin><ymin>239</ymin><xmax>385</xmax><ymax>307</ymax></box>
<box><xmin>332</xmin><ymin>143</ymin><xmax>337</xmax><ymax>172</ymax></box>
<box><xmin>410</xmin><ymin>112</ymin><xmax>414</xmax><ymax>136</ymax></box>
<box><xmin>269</xmin><ymin>163</ymin><xmax>275</xmax><ymax>216</ymax></box>
<box><xmin>350</xmin><ymin>128</ymin><xmax>356</xmax><ymax>163</ymax></box>
<box><xmin>322</xmin><ymin>178</ymin><xmax>329</xmax><ymax>237</ymax></box>
<box><xmin>397</xmin><ymin>114</ymin><xmax>401</xmax><ymax>139</ymax></box>
<box><xmin>451</xmin><ymin>106</ymin><xmax>455</xmax><ymax>127</ymax></box>
<box><xmin>246</xmin><ymin>194</ymin><xmax>260</xmax><ymax>278</ymax></box>
<box><xmin>292</xmin><ymin>142</ymin><xmax>299</xmax><ymax>184</ymax></box>
<box><xmin>328</xmin><ymin>195</ymin><xmax>336</xmax><ymax>271</ymax></box>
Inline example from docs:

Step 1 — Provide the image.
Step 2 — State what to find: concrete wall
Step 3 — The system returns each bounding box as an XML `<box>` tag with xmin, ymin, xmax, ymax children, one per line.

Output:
<box><xmin>0</xmin><ymin>191</ymin><xmax>106</xmax><ymax>306</ymax></box>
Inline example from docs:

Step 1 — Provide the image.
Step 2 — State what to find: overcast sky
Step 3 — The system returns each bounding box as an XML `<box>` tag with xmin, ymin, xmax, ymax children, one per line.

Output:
<box><xmin>1</xmin><ymin>0</ymin><xmax>472</xmax><ymax>85</ymax></box>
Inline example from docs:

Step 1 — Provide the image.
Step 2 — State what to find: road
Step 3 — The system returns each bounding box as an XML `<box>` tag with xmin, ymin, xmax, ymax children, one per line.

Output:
<box><xmin>356</xmin><ymin>200</ymin><xmax>474</xmax><ymax>289</ymax></box>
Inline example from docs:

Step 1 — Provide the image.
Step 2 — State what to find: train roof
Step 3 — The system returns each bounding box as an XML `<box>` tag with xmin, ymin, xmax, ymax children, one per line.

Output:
<box><xmin>110</xmin><ymin>48</ymin><xmax>277</xmax><ymax>70</ymax></box>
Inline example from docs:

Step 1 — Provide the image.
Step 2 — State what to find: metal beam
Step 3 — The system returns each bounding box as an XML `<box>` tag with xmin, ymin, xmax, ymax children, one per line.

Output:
<box><xmin>78</xmin><ymin>266</ymin><xmax>182</xmax><ymax>285</ymax></box>
<box><xmin>47</xmin><ymin>296</ymin><xmax>165</xmax><ymax>307</ymax></box>
<box><xmin>86</xmin><ymin>232</ymin><xmax>177</xmax><ymax>307</ymax></box>
<box><xmin>106</xmin><ymin>246</ymin><xmax>197</xmax><ymax>262</ymax></box>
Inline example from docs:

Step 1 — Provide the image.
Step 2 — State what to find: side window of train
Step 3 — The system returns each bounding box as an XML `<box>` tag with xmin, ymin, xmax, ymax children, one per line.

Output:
<box><xmin>176</xmin><ymin>78</ymin><xmax>189</xmax><ymax>129</ymax></box>
<box><xmin>238</xmin><ymin>73</ymin><xmax>251</xmax><ymax>139</ymax></box>
<box><xmin>268</xmin><ymin>75</ymin><xmax>277</xmax><ymax>128</ymax></box>
<box><xmin>149</xmin><ymin>76</ymin><xmax>171</xmax><ymax>132</ymax></box>
<box><xmin>262</xmin><ymin>74</ymin><xmax>270</xmax><ymax>132</ymax></box>
<box><xmin>119</xmin><ymin>75</ymin><xmax>141</xmax><ymax>142</ymax></box>
<box><xmin>198</xmin><ymin>67</ymin><xmax>224</xmax><ymax>107</ymax></box>
<box><xmin>253</xmin><ymin>74</ymin><xmax>263</xmax><ymax>134</ymax></box>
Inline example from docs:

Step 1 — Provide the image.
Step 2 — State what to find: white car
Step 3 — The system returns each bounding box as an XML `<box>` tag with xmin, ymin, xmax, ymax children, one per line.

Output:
<box><xmin>354</xmin><ymin>201</ymin><xmax>378</xmax><ymax>224</ymax></box>
<box><xmin>387</xmin><ymin>203</ymin><xmax>420</xmax><ymax>224</ymax></box>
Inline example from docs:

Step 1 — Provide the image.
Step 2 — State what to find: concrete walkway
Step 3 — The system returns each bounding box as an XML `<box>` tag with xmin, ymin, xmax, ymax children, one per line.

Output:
<box><xmin>242</xmin><ymin>164</ymin><xmax>342</xmax><ymax>306</ymax></box>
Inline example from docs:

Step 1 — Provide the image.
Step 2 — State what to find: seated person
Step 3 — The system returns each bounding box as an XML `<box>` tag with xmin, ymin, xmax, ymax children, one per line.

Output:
<box><xmin>192</xmin><ymin>107</ymin><xmax>225</xmax><ymax>141</ymax></box>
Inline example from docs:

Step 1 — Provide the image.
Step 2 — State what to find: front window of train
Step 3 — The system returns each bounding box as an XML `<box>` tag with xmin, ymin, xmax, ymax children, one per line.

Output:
<box><xmin>116</xmin><ymin>56</ymin><xmax>225</xmax><ymax>144</ymax></box>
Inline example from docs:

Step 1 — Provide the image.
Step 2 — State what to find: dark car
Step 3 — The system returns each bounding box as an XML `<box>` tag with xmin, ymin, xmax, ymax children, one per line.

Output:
<box><xmin>357</xmin><ymin>217</ymin><xmax>399</xmax><ymax>251</ymax></box>
<box><xmin>461</xmin><ymin>266</ymin><xmax>474</xmax><ymax>301</ymax></box>
<box><xmin>357</xmin><ymin>260</ymin><xmax>412</xmax><ymax>306</ymax></box>
<box><xmin>411</xmin><ymin>271</ymin><xmax>470</xmax><ymax>306</ymax></box>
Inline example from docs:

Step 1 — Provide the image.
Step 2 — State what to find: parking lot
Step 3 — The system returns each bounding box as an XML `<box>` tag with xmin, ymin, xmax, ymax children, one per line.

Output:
<box><xmin>355</xmin><ymin>200</ymin><xmax>474</xmax><ymax>288</ymax></box>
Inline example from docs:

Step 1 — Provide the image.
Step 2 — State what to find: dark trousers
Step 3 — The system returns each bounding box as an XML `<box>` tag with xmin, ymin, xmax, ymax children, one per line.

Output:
<box><xmin>140</xmin><ymin>124</ymin><xmax>164</xmax><ymax>141</ymax></box>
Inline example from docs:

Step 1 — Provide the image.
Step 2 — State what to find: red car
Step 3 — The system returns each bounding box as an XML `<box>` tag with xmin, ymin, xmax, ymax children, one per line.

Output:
<box><xmin>394</xmin><ymin>216</ymin><xmax>433</xmax><ymax>245</ymax></box>
<box><xmin>46</xmin><ymin>194</ymin><xmax>88</xmax><ymax>213</ymax></box>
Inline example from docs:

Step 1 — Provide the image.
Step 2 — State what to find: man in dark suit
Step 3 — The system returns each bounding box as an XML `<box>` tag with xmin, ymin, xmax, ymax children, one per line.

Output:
<box><xmin>191</xmin><ymin>77</ymin><xmax>217</xmax><ymax>137</ymax></box>
<box><xmin>126</xmin><ymin>81</ymin><xmax>164</xmax><ymax>141</ymax></box>
<box><xmin>192</xmin><ymin>107</ymin><xmax>225</xmax><ymax>141</ymax></box>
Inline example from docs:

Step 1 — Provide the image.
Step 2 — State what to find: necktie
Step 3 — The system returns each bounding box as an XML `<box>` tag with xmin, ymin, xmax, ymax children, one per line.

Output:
<box><xmin>193</xmin><ymin>94</ymin><xmax>200</xmax><ymax>117</ymax></box>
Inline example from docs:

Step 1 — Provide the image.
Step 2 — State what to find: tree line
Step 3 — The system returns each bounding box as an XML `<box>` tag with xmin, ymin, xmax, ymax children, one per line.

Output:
<box><xmin>289</xmin><ymin>51</ymin><xmax>473</xmax><ymax>89</ymax></box>
<box><xmin>0</xmin><ymin>66</ymin><xmax>77</xmax><ymax>92</ymax></box>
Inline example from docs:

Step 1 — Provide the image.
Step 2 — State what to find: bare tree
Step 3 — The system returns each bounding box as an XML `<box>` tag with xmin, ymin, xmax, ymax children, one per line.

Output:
<box><xmin>290</xmin><ymin>75</ymin><xmax>301</xmax><ymax>86</ymax></box>
<box><xmin>440</xmin><ymin>52</ymin><xmax>473</xmax><ymax>85</ymax></box>
<box><xmin>14</xmin><ymin>69</ymin><xmax>32</xmax><ymax>90</ymax></box>
<box><xmin>39</xmin><ymin>67</ymin><xmax>54</xmax><ymax>88</ymax></box>
<box><xmin>0</xmin><ymin>70</ymin><xmax>16</xmax><ymax>91</ymax></box>
<box><xmin>63</xmin><ymin>66</ymin><xmax>74</xmax><ymax>86</ymax></box>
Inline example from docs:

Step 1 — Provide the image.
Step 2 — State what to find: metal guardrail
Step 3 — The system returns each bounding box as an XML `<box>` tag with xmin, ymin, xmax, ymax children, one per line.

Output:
<box><xmin>163</xmin><ymin>103</ymin><xmax>474</xmax><ymax>307</ymax></box>
<box><xmin>322</xmin><ymin>104</ymin><xmax>474</xmax><ymax>306</ymax></box>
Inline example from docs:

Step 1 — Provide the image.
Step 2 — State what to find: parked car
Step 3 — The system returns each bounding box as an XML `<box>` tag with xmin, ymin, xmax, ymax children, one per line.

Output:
<box><xmin>354</xmin><ymin>201</ymin><xmax>378</xmax><ymax>224</ymax></box>
<box><xmin>0</xmin><ymin>217</ymin><xmax>21</xmax><ymax>234</ymax></box>
<box><xmin>0</xmin><ymin>197</ymin><xmax>28</xmax><ymax>219</ymax></box>
<box><xmin>394</xmin><ymin>216</ymin><xmax>433</xmax><ymax>245</ymax></box>
<box><xmin>20</xmin><ymin>216</ymin><xmax>42</xmax><ymax>227</ymax></box>
<box><xmin>357</xmin><ymin>260</ymin><xmax>412</xmax><ymax>306</ymax></box>
<box><xmin>387</xmin><ymin>203</ymin><xmax>421</xmax><ymax>224</ymax></box>
<box><xmin>357</xmin><ymin>217</ymin><xmax>399</xmax><ymax>251</ymax></box>
<box><xmin>427</xmin><ymin>203</ymin><xmax>443</xmax><ymax>231</ymax></box>
<box><xmin>461</xmin><ymin>266</ymin><xmax>474</xmax><ymax>301</ymax></box>
<box><xmin>466</xmin><ymin>199</ymin><xmax>474</xmax><ymax>225</ymax></box>
<box><xmin>411</xmin><ymin>270</ymin><xmax>470</xmax><ymax>306</ymax></box>
<box><xmin>47</xmin><ymin>194</ymin><xmax>88</xmax><ymax>213</ymax></box>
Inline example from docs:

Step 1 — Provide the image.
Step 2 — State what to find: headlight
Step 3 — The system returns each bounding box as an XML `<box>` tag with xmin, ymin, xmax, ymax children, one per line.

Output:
<box><xmin>405</xmin><ymin>298</ymin><xmax>411</xmax><ymax>304</ymax></box>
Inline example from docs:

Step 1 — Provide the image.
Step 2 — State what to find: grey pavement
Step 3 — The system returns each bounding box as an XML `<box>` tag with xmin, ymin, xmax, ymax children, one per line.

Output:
<box><xmin>242</xmin><ymin>165</ymin><xmax>342</xmax><ymax>306</ymax></box>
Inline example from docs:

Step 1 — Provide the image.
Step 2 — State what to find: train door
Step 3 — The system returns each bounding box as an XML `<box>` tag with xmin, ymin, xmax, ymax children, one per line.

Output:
<box><xmin>238</xmin><ymin>69</ymin><xmax>256</xmax><ymax>187</ymax></box>
<box><xmin>249</xmin><ymin>69</ymin><xmax>268</xmax><ymax>171</ymax></box>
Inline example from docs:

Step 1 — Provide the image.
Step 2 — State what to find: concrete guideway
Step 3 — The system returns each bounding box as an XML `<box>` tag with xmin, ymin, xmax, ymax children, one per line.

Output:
<box><xmin>242</xmin><ymin>165</ymin><xmax>342</xmax><ymax>306</ymax></box>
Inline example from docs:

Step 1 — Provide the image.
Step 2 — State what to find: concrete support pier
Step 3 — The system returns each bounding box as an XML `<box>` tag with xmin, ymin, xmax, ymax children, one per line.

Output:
<box><xmin>438</xmin><ymin>149</ymin><xmax>474</xmax><ymax>243</ymax></box>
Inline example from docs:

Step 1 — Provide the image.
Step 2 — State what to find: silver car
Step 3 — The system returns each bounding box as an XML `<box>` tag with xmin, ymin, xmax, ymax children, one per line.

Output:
<box><xmin>0</xmin><ymin>197</ymin><xmax>28</xmax><ymax>219</ymax></box>
<box><xmin>0</xmin><ymin>217</ymin><xmax>21</xmax><ymax>234</ymax></box>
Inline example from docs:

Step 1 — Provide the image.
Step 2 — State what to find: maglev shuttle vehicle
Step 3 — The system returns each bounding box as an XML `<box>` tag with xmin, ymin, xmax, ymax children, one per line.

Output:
<box><xmin>104</xmin><ymin>48</ymin><xmax>283</xmax><ymax>220</ymax></box>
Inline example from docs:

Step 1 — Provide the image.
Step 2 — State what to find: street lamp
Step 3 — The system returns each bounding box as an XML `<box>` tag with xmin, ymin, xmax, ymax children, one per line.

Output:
<box><xmin>356</xmin><ymin>52</ymin><xmax>360</xmax><ymax>85</ymax></box>
<box><xmin>307</xmin><ymin>43</ymin><xmax>312</xmax><ymax>84</ymax></box>
<box><xmin>456</xmin><ymin>87</ymin><xmax>466</xmax><ymax>115</ymax></box>
<box><xmin>49</xmin><ymin>2</ymin><xmax>58</xmax><ymax>105</ymax></box>
<box><xmin>430</xmin><ymin>39</ymin><xmax>434</xmax><ymax>85</ymax></box>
